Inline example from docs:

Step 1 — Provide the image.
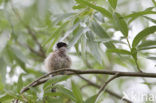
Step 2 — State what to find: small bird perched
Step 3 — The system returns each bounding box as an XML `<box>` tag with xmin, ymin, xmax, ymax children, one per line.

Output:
<box><xmin>45</xmin><ymin>42</ymin><xmax>71</xmax><ymax>92</ymax></box>
<box><xmin>45</xmin><ymin>42</ymin><xmax>71</xmax><ymax>74</ymax></box>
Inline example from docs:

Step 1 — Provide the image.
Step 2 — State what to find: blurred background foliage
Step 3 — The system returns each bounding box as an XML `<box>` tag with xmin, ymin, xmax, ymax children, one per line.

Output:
<box><xmin>0</xmin><ymin>0</ymin><xmax>156</xmax><ymax>103</ymax></box>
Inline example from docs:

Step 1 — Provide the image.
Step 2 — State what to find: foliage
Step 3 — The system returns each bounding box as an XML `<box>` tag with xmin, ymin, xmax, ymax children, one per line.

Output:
<box><xmin>0</xmin><ymin>0</ymin><xmax>156</xmax><ymax>103</ymax></box>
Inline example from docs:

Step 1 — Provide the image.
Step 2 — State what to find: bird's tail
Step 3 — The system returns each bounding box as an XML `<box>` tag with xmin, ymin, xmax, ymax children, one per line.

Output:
<box><xmin>51</xmin><ymin>84</ymin><xmax>56</xmax><ymax>92</ymax></box>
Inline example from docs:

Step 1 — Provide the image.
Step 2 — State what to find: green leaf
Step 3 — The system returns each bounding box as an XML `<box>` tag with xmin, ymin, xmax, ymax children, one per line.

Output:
<box><xmin>143</xmin><ymin>16</ymin><xmax>156</xmax><ymax>24</ymax></box>
<box><xmin>11</xmin><ymin>46</ymin><xmax>27</xmax><ymax>63</ymax></box>
<box><xmin>0</xmin><ymin>58</ymin><xmax>6</xmax><ymax>83</ymax></box>
<box><xmin>91</xmin><ymin>21</ymin><xmax>115</xmax><ymax>48</ymax></box>
<box><xmin>73</xmin><ymin>4</ymin><xmax>86</xmax><ymax>10</ymax></box>
<box><xmin>43</xmin><ymin>21</ymin><xmax>69</xmax><ymax>47</ymax></box>
<box><xmin>0</xmin><ymin>94</ymin><xmax>14</xmax><ymax>102</ymax></box>
<box><xmin>144</xmin><ymin>7</ymin><xmax>155</xmax><ymax>11</ymax></box>
<box><xmin>138</xmin><ymin>46</ymin><xmax>156</xmax><ymax>50</ymax></box>
<box><xmin>138</xmin><ymin>40</ymin><xmax>156</xmax><ymax>50</ymax></box>
<box><xmin>17</xmin><ymin>74</ymin><xmax>24</xmax><ymax>93</ymax></box>
<box><xmin>95</xmin><ymin>38</ymin><xmax>126</xmax><ymax>44</ymax></box>
<box><xmin>147</xmin><ymin>57</ymin><xmax>156</xmax><ymax>60</ymax></box>
<box><xmin>54</xmin><ymin>13</ymin><xmax>75</xmax><ymax>24</ymax></box>
<box><xmin>45</xmin><ymin>92</ymin><xmax>63</xmax><ymax>97</ymax></box>
<box><xmin>108</xmin><ymin>0</ymin><xmax>117</xmax><ymax>9</ymax></box>
<box><xmin>68</xmin><ymin>26</ymin><xmax>84</xmax><ymax>48</ymax></box>
<box><xmin>8</xmin><ymin>47</ymin><xmax>27</xmax><ymax>72</ymax></box>
<box><xmin>0</xmin><ymin>0</ymin><xmax>2</xmax><ymax>4</ymax></box>
<box><xmin>43</xmin><ymin>75</ymin><xmax>70</xmax><ymax>90</ymax></box>
<box><xmin>132</xmin><ymin>26</ymin><xmax>156</xmax><ymax>48</ymax></box>
<box><xmin>107</xmin><ymin>49</ymin><xmax>131</xmax><ymax>55</ymax></box>
<box><xmin>125</xmin><ymin>11</ymin><xmax>156</xmax><ymax>19</ymax></box>
<box><xmin>75</xmin><ymin>0</ymin><xmax>112</xmax><ymax>18</ymax></box>
<box><xmin>26</xmin><ymin>68</ymin><xmax>43</xmax><ymax>77</ymax></box>
<box><xmin>113</xmin><ymin>12</ymin><xmax>128</xmax><ymax>37</ymax></box>
<box><xmin>124</xmin><ymin>11</ymin><xmax>156</xmax><ymax>23</ymax></box>
<box><xmin>81</xmin><ymin>35</ymin><xmax>87</xmax><ymax>61</ymax></box>
<box><xmin>131</xmin><ymin>47</ymin><xmax>137</xmax><ymax>60</ymax></box>
<box><xmin>86</xmin><ymin>31</ymin><xmax>102</xmax><ymax>64</ymax></box>
<box><xmin>57</xmin><ymin>86</ymin><xmax>76</xmax><ymax>101</ymax></box>
<box><xmin>85</xmin><ymin>95</ymin><xmax>97</xmax><ymax>103</ymax></box>
<box><xmin>0</xmin><ymin>31</ymin><xmax>9</xmax><ymax>53</ymax></box>
<box><xmin>0</xmin><ymin>77</ymin><xmax>4</xmax><ymax>91</ymax></box>
<box><xmin>72</xmin><ymin>81</ymin><xmax>83</xmax><ymax>103</ymax></box>
<box><xmin>152</xmin><ymin>0</ymin><xmax>156</xmax><ymax>6</ymax></box>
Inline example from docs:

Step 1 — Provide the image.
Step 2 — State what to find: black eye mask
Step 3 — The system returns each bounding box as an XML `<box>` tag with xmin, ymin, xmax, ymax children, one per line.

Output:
<box><xmin>56</xmin><ymin>42</ymin><xmax>67</xmax><ymax>48</ymax></box>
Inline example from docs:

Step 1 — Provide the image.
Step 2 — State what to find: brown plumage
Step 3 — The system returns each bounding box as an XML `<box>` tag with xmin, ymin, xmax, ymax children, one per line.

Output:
<box><xmin>45</xmin><ymin>42</ymin><xmax>71</xmax><ymax>73</ymax></box>
<box><xmin>45</xmin><ymin>42</ymin><xmax>71</xmax><ymax>92</ymax></box>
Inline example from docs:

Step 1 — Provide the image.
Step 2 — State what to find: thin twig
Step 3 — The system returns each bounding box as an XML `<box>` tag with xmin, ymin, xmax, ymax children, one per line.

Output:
<box><xmin>126</xmin><ymin>37</ymin><xmax>151</xmax><ymax>89</ymax></box>
<box><xmin>97</xmin><ymin>73</ymin><xmax>120</xmax><ymax>96</ymax></box>
<box><xmin>78</xmin><ymin>75</ymin><xmax>132</xmax><ymax>103</ymax></box>
<box><xmin>17</xmin><ymin>41</ymin><xmax>45</xmax><ymax>58</ymax></box>
<box><xmin>26</xmin><ymin>27</ymin><xmax>46</xmax><ymax>58</ymax></box>
<box><xmin>134</xmin><ymin>59</ymin><xmax>143</xmax><ymax>72</ymax></box>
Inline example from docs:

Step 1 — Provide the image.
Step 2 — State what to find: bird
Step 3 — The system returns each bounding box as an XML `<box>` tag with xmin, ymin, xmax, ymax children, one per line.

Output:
<box><xmin>45</xmin><ymin>42</ymin><xmax>71</xmax><ymax>73</ymax></box>
<box><xmin>44</xmin><ymin>42</ymin><xmax>71</xmax><ymax>92</ymax></box>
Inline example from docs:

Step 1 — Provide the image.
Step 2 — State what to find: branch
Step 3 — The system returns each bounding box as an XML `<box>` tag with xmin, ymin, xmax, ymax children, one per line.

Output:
<box><xmin>20</xmin><ymin>68</ymin><xmax>156</xmax><ymax>94</ymax></box>
<box><xmin>17</xmin><ymin>41</ymin><xmax>45</xmax><ymax>58</ymax></box>
<box><xmin>17</xmin><ymin>68</ymin><xmax>156</xmax><ymax>103</ymax></box>
<box><xmin>78</xmin><ymin>75</ymin><xmax>132</xmax><ymax>103</ymax></box>
<box><xmin>97</xmin><ymin>73</ymin><xmax>119</xmax><ymax>97</ymax></box>
<box><xmin>26</xmin><ymin>27</ymin><xmax>46</xmax><ymax>58</ymax></box>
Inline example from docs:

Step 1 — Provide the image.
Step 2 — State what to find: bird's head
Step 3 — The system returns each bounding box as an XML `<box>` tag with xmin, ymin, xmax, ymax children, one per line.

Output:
<box><xmin>56</xmin><ymin>42</ymin><xmax>68</xmax><ymax>53</ymax></box>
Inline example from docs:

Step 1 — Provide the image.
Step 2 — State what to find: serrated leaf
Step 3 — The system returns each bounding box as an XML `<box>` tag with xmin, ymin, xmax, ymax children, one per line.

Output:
<box><xmin>108</xmin><ymin>0</ymin><xmax>117</xmax><ymax>9</ymax></box>
<box><xmin>113</xmin><ymin>12</ymin><xmax>128</xmax><ymax>37</ymax></box>
<box><xmin>75</xmin><ymin>0</ymin><xmax>112</xmax><ymax>18</ymax></box>
<box><xmin>107</xmin><ymin>49</ymin><xmax>131</xmax><ymax>55</ymax></box>
<box><xmin>72</xmin><ymin>81</ymin><xmax>83</xmax><ymax>103</ymax></box>
<box><xmin>132</xmin><ymin>26</ymin><xmax>156</xmax><ymax>48</ymax></box>
<box><xmin>85</xmin><ymin>95</ymin><xmax>97</xmax><ymax>103</ymax></box>
<box><xmin>91</xmin><ymin>21</ymin><xmax>115</xmax><ymax>48</ymax></box>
